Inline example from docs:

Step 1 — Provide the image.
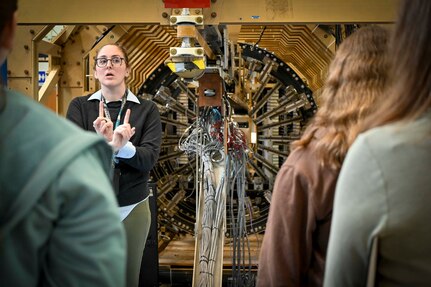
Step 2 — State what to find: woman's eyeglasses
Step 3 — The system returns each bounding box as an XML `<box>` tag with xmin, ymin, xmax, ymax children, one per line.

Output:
<box><xmin>95</xmin><ymin>56</ymin><xmax>125</xmax><ymax>68</ymax></box>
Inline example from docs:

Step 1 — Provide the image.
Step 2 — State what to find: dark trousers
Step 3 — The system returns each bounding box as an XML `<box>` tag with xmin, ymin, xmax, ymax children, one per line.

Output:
<box><xmin>123</xmin><ymin>199</ymin><xmax>151</xmax><ymax>287</ymax></box>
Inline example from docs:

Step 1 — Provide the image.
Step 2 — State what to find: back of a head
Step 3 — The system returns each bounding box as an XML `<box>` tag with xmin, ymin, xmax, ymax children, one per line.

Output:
<box><xmin>0</xmin><ymin>0</ymin><xmax>18</xmax><ymax>110</ymax></box>
<box><xmin>293</xmin><ymin>25</ymin><xmax>390</xmax><ymax>169</ymax></box>
<box><xmin>0</xmin><ymin>0</ymin><xmax>17</xmax><ymax>35</ymax></box>
<box><xmin>364</xmin><ymin>0</ymin><xmax>431</xmax><ymax>128</ymax></box>
<box><xmin>319</xmin><ymin>26</ymin><xmax>389</xmax><ymax>122</ymax></box>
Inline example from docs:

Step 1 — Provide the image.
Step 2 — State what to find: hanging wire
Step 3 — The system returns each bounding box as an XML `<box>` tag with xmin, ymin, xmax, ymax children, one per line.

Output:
<box><xmin>253</xmin><ymin>26</ymin><xmax>267</xmax><ymax>49</ymax></box>
<box><xmin>178</xmin><ymin>103</ymin><xmax>253</xmax><ymax>286</ymax></box>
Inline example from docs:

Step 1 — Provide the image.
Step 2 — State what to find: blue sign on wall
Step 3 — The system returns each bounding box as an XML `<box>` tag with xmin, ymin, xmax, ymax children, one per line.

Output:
<box><xmin>39</xmin><ymin>71</ymin><xmax>46</xmax><ymax>84</ymax></box>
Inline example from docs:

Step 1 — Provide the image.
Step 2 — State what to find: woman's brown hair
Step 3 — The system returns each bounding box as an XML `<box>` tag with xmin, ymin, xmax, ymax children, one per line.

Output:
<box><xmin>362</xmin><ymin>0</ymin><xmax>431</xmax><ymax>130</ymax></box>
<box><xmin>292</xmin><ymin>25</ymin><xmax>390</xmax><ymax>169</ymax></box>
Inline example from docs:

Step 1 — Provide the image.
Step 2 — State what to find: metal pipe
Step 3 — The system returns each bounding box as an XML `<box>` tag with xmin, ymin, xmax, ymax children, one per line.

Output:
<box><xmin>258</xmin><ymin>60</ymin><xmax>274</xmax><ymax>82</ymax></box>
<box><xmin>161</xmin><ymin>141</ymin><xmax>180</xmax><ymax>148</ymax></box>
<box><xmin>245</xmin><ymin>169</ymin><xmax>253</xmax><ymax>183</ymax></box>
<box><xmin>227</xmin><ymin>93</ymin><xmax>249</xmax><ymax>111</ymax></box>
<box><xmin>251</xmin><ymin>73</ymin><xmax>271</xmax><ymax>103</ymax></box>
<box><xmin>158</xmin><ymin>182</ymin><xmax>176</xmax><ymax>197</ymax></box>
<box><xmin>156</xmin><ymin>166</ymin><xmax>195</xmax><ymax>194</ymax></box>
<box><xmin>278</xmin><ymin>86</ymin><xmax>298</xmax><ymax>105</ymax></box>
<box><xmin>155</xmin><ymin>86</ymin><xmax>196</xmax><ymax>118</ymax></box>
<box><xmin>172</xmin><ymin>78</ymin><xmax>196</xmax><ymax>102</ymax></box>
<box><xmin>269</xmin><ymin>98</ymin><xmax>308</xmax><ymax>119</ymax></box>
<box><xmin>163</xmin><ymin>135</ymin><xmax>182</xmax><ymax>140</ymax></box>
<box><xmin>246</xmin><ymin>60</ymin><xmax>258</xmax><ymax>81</ymax></box>
<box><xmin>258</xmin><ymin>145</ymin><xmax>290</xmax><ymax>157</ymax></box>
<box><xmin>259</xmin><ymin>115</ymin><xmax>302</xmax><ymax>129</ymax></box>
<box><xmin>255</xmin><ymin>98</ymin><xmax>297</xmax><ymax>124</ymax></box>
<box><xmin>230</xmin><ymin>42</ymin><xmax>236</xmax><ymax>84</ymax></box>
<box><xmin>272</xmin><ymin>139</ymin><xmax>299</xmax><ymax>144</ymax></box>
<box><xmin>252</xmin><ymin>153</ymin><xmax>279</xmax><ymax>175</ymax></box>
<box><xmin>252</xmin><ymin>61</ymin><xmax>275</xmax><ymax>103</ymax></box>
<box><xmin>158</xmin><ymin>174</ymin><xmax>179</xmax><ymax>190</ymax></box>
<box><xmin>256</xmin><ymin>98</ymin><xmax>293</xmax><ymax>124</ymax></box>
<box><xmin>158</xmin><ymin>151</ymin><xmax>185</xmax><ymax>162</ymax></box>
<box><xmin>247</xmin><ymin>159</ymin><xmax>269</xmax><ymax>182</ymax></box>
<box><xmin>258</xmin><ymin>135</ymin><xmax>299</xmax><ymax>141</ymax></box>
<box><xmin>158</xmin><ymin>159</ymin><xmax>196</xmax><ymax>183</ymax></box>
<box><xmin>160</xmin><ymin>116</ymin><xmax>189</xmax><ymax>127</ymax></box>
<box><xmin>250</xmin><ymin>81</ymin><xmax>282</xmax><ymax>116</ymax></box>
<box><xmin>153</xmin><ymin>97</ymin><xmax>186</xmax><ymax>117</ymax></box>
<box><xmin>166</xmin><ymin>189</ymin><xmax>187</xmax><ymax>214</ymax></box>
<box><xmin>223</xmin><ymin>26</ymin><xmax>229</xmax><ymax>71</ymax></box>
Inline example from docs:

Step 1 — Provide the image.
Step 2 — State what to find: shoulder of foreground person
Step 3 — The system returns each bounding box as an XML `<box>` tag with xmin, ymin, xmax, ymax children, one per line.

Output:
<box><xmin>0</xmin><ymin>90</ymin><xmax>126</xmax><ymax>287</ymax></box>
<box><xmin>0</xmin><ymin>89</ymin><xmax>113</xmax><ymax>192</ymax></box>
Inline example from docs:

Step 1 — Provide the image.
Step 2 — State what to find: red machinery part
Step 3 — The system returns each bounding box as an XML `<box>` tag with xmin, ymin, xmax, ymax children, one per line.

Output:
<box><xmin>164</xmin><ymin>0</ymin><xmax>210</xmax><ymax>8</ymax></box>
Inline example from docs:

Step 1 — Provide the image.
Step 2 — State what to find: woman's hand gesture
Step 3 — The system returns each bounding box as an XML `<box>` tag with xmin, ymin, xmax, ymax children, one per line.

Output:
<box><xmin>110</xmin><ymin>108</ymin><xmax>136</xmax><ymax>152</ymax></box>
<box><xmin>93</xmin><ymin>101</ymin><xmax>114</xmax><ymax>142</ymax></box>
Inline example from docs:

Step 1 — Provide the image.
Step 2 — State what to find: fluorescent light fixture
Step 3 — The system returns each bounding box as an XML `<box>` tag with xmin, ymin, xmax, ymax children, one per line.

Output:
<box><xmin>251</xmin><ymin>131</ymin><xmax>257</xmax><ymax>144</ymax></box>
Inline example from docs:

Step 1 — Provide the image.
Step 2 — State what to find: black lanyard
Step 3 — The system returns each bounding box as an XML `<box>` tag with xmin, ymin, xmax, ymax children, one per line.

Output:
<box><xmin>101</xmin><ymin>90</ymin><xmax>128</xmax><ymax>129</ymax></box>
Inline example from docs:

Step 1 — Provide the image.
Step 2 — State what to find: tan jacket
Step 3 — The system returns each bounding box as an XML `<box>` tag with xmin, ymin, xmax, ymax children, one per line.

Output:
<box><xmin>257</xmin><ymin>135</ymin><xmax>339</xmax><ymax>287</ymax></box>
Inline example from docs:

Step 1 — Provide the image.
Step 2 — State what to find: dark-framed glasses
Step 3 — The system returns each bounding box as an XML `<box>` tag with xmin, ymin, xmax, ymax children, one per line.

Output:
<box><xmin>95</xmin><ymin>56</ymin><xmax>124</xmax><ymax>68</ymax></box>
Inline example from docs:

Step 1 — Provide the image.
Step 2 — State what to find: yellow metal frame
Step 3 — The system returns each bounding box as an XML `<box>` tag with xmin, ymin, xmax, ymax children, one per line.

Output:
<box><xmin>18</xmin><ymin>0</ymin><xmax>397</xmax><ymax>25</ymax></box>
<box><xmin>9</xmin><ymin>0</ymin><xmax>397</xmax><ymax>115</ymax></box>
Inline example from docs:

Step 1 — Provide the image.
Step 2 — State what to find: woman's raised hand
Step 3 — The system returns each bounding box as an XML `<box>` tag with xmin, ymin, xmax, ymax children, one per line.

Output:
<box><xmin>110</xmin><ymin>108</ymin><xmax>136</xmax><ymax>152</ymax></box>
<box><xmin>93</xmin><ymin>101</ymin><xmax>114</xmax><ymax>141</ymax></box>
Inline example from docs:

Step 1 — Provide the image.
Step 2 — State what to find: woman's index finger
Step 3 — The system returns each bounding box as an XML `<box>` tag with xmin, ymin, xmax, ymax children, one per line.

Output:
<box><xmin>124</xmin><ymin>109</ymin><xmax>131</xmax><ymax>124</ymax></box>
<box><xmin>99</xmin><ymin>100</ymin><xmax>104</xmax><ymax>117</ymax></box>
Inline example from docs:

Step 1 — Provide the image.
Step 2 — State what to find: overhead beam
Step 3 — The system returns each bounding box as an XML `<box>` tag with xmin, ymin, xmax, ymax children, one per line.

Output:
<box><xmin>38</xmin><ymin>40</ymin><xmax>61</xmax><ymax>56</ymax></box>
<box><xmin>18</xmin><ymin>0</ymin><xmax>397</xmax><ymax>25</ymax></box>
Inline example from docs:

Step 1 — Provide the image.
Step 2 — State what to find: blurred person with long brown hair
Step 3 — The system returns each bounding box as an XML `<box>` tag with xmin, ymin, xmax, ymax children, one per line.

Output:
<box><xmin>257</xmin><ymin>25</ymin><xmax>390</xmax><ymax>287</ymax></box>
<box><xmin>325</xmin><ymin>0</ymin><xmax>431</xmax><ymax>285</ymax></box>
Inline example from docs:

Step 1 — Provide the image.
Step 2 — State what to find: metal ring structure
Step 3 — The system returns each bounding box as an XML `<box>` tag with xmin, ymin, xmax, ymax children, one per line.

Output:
<box><xmin>139</xmin><ymin>42</ymin><xmax>318</xmax><ymax>248</ymax></box>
